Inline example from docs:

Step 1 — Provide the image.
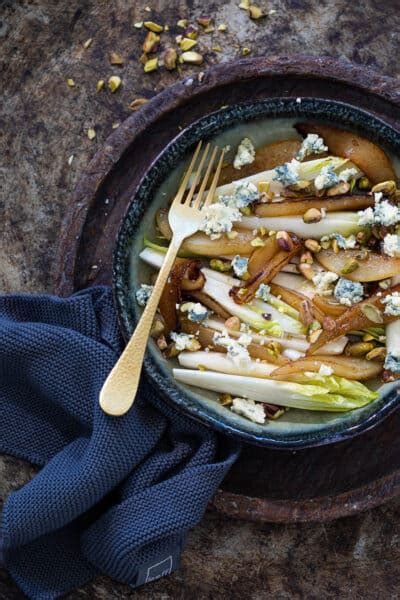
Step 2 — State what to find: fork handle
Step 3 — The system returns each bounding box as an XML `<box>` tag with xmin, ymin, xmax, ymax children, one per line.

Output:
<box><xmin>99</xmin><ymin>236</ymin><xmax>182</xmax><ymax>416</ymax></box>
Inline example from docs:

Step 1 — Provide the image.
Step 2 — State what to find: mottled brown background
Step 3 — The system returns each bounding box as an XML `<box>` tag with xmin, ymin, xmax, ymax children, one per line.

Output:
<box><xmin>1</xmin><ymin>0</ymin><xmax>400</xmax><ymax>598</ymax></box>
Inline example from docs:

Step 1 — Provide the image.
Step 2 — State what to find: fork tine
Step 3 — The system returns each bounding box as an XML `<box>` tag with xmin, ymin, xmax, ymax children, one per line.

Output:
<box><xmin>192</xmin><ymin>145</ymin><xmax>219</xmax><ymax>210</ymax></box>
<box><xmin>183</xmin><ymin>143</ymin><xmax>210</xmax><ymax>206</ymax></box>
<box><xmin>202</xmin><ymin>148</ymin><xmax>225</xmax><ymax>209</ymax></box>
<box><xmin>172</xmin><ymin>141</ymin><xmax>202</xmax><ymax>206</ymax></box>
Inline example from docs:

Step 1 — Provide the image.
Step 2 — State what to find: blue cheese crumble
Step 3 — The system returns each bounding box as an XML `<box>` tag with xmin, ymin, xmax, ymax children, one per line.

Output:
<box><xmin>296</xmin><ymin>134</ymin><xmax>328</xmax><ymax>161</ymax></box>
<box><xmin>358</xmin><ymin>194</ymin><xmax>400</xmax><ymax>227</ymax></box>
<box><xmin>199</xmin><ymin>203</ymin><xmax>241</xmax><ymax>239</ymax></box>
<box><xmin>321</xmin><ymin>233</ymin><xmax>357</xmax><ymax>249</ymax></box>
<box><xmin>334</xmin><ymin>234</ymin><xmax>357</xmax><ymax>249</ymax></box>
<box><xmin>334</xmin><ymin>278</ymin><xmax>364</xmax><ymax>306</ymax></box>
<box><xmin>170</xmin><ymin>331</ymin><xmax>199</xmax><ymax>351</ymax></box>
<box><xmin>314</xmin><ymin>166</ymin><xmax>339</xmax><ymax>191</ymax></box>
<box><xmin>233</xmin><ymin>137</ymin><xmax>255</xmax><ymax>170</ymax></box>
<box><xmin>384</xmin><ymin>350</ymin><xmax>400</xmax><ymax>373</ymax></box>
<box><xmin>338</xmin><ymin>167</ymin><xmax>359</xmax><ymax>182</ymax></box>
<box><xmin>180</xmin><ymin>302</ymin><xmax>209</xmax><ymax>322</ymax></box>
<box><xmin>221</xmin><ymin>181</ymin><xmax>259</xmax><ymax>209</ymax></box>
<box><xmin>255</xmin><ymin>283</ymin><xmax>271</xmax><ymax>301</ymax></box>
<box><xmin>135</xmin><ymin>283</ymin><xmax>154</xmax><ymax>306</ymax></box>
<box><xmin>383</xmin><ymin>234</ymin><xmax>400</xmax><ymax>257</ymax></box>
<box><xmin>213</xmin><ymin>331</ymin><xmax>251</xmax><ymax>367</ymax></box>
<box><xmin>374</xmin><ymin>199</ymin><xmax>400</xmax><ymax>226</ymax></box>
<box><xmin>312</xmin><ymin>270</ymin><xmax>339</xmax><ymax>296</ymax></box>
<box><xmin>382</xmin><ymin>292</ymin><xmax>400</xmax><ymax>317</ymax></box>
<box><xmin>231</xmin><ymin>397</ymin><xmax>265</xmax><ymax>424</ymax></box>
<box><xmin>273</xmin><ymin>159</ymin><xmax>300</xmax><ymax>186</ymax></box>
<box><xmin>231</xmin><ymin>255</ymin><xmax>249</xmax><ymax>278</ymax></box>
<box><xmin>357</xmin><ymin>207</ymin><xmax>375</xmax><ymax>227</ymax></box>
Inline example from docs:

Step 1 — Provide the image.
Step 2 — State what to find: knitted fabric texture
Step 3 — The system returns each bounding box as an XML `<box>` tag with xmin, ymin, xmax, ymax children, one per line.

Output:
<box><xmin>0</xmin><ymin>287</ymin><xmax>240</xmax><ymax>599</ymax></box>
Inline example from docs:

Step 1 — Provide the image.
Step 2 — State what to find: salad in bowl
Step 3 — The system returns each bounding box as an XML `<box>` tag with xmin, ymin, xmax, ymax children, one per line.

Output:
<box><xmin>132</xmin><ymin>119</ymin><xmax>400</xmax><ymax>431</ymax></box>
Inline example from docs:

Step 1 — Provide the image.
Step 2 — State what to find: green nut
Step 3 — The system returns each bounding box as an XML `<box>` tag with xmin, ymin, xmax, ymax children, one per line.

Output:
<box><xmin>345</xmin><ymin>341</ymin><xmax>375</xmax><ymax>357</ymax></box>
<box><xmin>341</xmin><ymin>259</ymin><xmax>359</xmax><ymax>274</ymax></box>
<box><xmin>365</xmin><ymin>347</ymin><xmax>386</xmax><ymax>361</ymax></box>
<box><xmin>240</xmin><ymin>206</ymin><xmax>252</xmax><ymax>216</ymax></box>
<box><xmin>358</xmin><ymin>176</ymin><xmax>371</xmax><ymax>190</ymax></box>
<box><xmin>219</xmin><ymin>393</ymin><xmax>233</xmax><ymax>406</ymax></box>
<box><xmin>209</xmin><ymin>258</ymin><xmax>231</xmax><ymax>272</ymax></box>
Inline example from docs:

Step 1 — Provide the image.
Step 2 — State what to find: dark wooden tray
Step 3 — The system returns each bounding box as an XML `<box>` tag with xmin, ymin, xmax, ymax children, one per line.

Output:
<box><xmin>55</xmin><ymin>56</ymin><xmax>400</xmax><ymax>523</ymax></box>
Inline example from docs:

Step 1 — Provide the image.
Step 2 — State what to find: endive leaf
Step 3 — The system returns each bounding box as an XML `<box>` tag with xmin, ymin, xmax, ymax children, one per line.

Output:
<box><xmin>173</xmin><ymin>369</ymin><xmax>378</xmax><ymax>412</ymax></box>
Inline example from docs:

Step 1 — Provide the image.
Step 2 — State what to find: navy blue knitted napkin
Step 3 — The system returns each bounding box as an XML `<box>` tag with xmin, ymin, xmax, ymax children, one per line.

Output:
<box><xmin>0</xmin><ymin>286</ymin><xmax>240</xmax><ymax>599</ymax></box>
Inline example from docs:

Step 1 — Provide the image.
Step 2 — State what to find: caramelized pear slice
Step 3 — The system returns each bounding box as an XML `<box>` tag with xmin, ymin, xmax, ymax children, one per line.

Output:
<box><xmin>218</xmin><ymin>139</ymin><xmax>301</xmax><ymax>186</ymax></box>
<box><xmin>315</xmin><ymin>249</ymin><xmax>400</xmax><ymax>282</ymax></box>
<box><xmin>296</xmin><ymin>123</ymin><xmax>397</xmax><ymax>183</ymax></box>
<box><xmin>312</xmin><ymin>295</ymin><xmax>347</xmax><ymax>317</ymax></box>
<box><xmin>156</xmin><ymin>209</ymin><xmax>254</xmax><ymax>256</ymax></box>
<box><xmin>270</xmin><ymin>355</ymin><xmax>382</xmax><ymax>381</ymax></box>
<box><xmin>231</xmin><ymin>233</ymin><xmax>302</xmax><ymax>304</ymax></box>
<box><xmin>308</xmin><ymin>284</ymin><xmax>400</xmax><ymax>354</ymax></box>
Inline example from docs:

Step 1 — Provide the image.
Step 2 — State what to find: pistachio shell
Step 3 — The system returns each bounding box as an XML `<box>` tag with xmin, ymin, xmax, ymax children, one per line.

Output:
<box><xmin>371</xmin><ymin>180</ymin><xmax>397</xmax><ymax>195</ymax></box>
<box><xmin>361</xmin><ymin>303</ymin><xmax>384</xmax><ymax>324</ymax></box>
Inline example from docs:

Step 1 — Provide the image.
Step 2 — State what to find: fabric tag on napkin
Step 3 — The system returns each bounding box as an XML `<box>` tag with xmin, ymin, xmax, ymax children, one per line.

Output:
<box><xmin>133</xmin><ymin>534</ymin><xmax>185</xmax><ymax>587</ymax></box>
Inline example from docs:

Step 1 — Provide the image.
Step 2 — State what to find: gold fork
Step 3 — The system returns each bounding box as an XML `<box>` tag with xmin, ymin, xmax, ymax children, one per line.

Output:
<box><xmin>100</xmin><ymin>141</ymin><xmax>225</xmax><ymax>416</ymax></box>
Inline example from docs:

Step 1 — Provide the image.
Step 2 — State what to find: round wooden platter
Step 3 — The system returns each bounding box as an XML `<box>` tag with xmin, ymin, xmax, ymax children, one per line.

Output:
<box><xmin>55</xmin><ymin>56</ymin><xmax>400</xmax><ymax>523</ymax></box>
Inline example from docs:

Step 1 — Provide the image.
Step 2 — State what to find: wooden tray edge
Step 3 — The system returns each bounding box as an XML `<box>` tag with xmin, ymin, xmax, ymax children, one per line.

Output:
<box><xmin>212</xmin><ymin>467</ymin><xmax>400</xmax><ymax>523</ymax></box>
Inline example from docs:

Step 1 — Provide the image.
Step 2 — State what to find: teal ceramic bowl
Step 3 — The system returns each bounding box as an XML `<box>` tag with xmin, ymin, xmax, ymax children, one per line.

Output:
<box><xmin>114</xmin><ymin>97</ymin><xmax>400</xmax><ymax>448</ymax></box>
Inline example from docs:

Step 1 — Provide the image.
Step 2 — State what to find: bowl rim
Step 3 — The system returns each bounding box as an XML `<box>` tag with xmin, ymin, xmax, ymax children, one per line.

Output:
<box><xmin>112</xmin><ymin>94</ymin><xmax>400</xmax><ymax>449</ymax></box>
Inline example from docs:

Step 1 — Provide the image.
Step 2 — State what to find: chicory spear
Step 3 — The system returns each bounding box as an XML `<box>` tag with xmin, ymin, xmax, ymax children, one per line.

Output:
<box><xmin>255</xmin><ymin>195</ymin><xmax>374</xmax><ymax>218</ymax></box>
<box><xmin>272</xmin><ymin>272</ymin><xmax>316</xmax><ymax>298</ymax></box>
<box><xmin>173</xmin><ymin>369</ymin><xmax>378</xmax><ymax>412</ymax></box>
<box><xmin>214</xmin><ymin>155</ymin><xmax>359</xmax><ymax>199</ymax></box>
<box><xmin>178</xmin><ymin>351</ymin><xmax>277</xmax><ymax>378</ymax></box>
<box><xmin>238</xmin><ymin>212</ymin><xmax>362</xmax><ymax>240</ymax></box>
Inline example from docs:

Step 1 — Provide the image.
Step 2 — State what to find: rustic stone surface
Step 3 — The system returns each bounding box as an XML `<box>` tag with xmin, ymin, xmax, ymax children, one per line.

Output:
<box><xmin>1</xmin><ymin>0</ymin><xmax>400</xmax><ymax>597</ymax></box>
